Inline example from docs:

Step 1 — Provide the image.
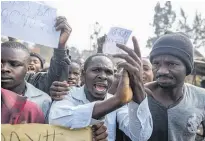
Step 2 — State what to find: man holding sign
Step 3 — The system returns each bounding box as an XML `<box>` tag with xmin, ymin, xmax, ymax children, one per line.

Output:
<box><xmin>25</xmin><ymin>16</ymin><xmax>72</xmax><ymax>94</ymax></box>
<box><xmin>1</xmin><ymin>16</ymin><xmax>71</xmax><ymax>120</ymax></box>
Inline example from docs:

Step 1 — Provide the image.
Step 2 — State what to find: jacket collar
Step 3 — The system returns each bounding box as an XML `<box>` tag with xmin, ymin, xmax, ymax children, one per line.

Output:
<box><xmin>71</xmin><ymin>86</ymin><xmax>90</xmax><ymax>103</ymax></box>
<box><xmin>25</xmin><ymin>82</ymin><xmax>43</xmax><ymax>98</ymax></box>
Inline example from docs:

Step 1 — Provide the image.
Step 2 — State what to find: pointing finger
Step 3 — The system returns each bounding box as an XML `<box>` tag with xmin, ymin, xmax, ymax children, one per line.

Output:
<box><xmin>132</xmin><ymin>36</ymin><xmax>141</xmax><ymax>58</ymax></box>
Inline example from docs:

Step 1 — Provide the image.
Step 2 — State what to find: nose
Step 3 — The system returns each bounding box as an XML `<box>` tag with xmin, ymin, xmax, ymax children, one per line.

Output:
<box><xmin>157</xmin><ymin>65</ymin><xmax>169</xmax><ymax>75</ymax></box>
<box><xmin>30</xmin><ymin>61</ymin><xmax>34</xmax><ymax>65</ymax></box>
<box><xmin>1</xmin><ymin>63</ymin><xmax>11</xmax><ymax>73</ymax></box>
<box><xmin>98</xmin><ymin>71</ymin><xmax>107</xmax><ymax>80</ymax></box>
<box><xmin>68</xmin><ymin>73</ymin><xmax>75</xmax><ymax>79</ymax></box>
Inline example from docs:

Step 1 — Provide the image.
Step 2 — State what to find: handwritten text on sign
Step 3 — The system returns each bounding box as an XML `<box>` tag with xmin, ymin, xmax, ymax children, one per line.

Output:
<box><xmin>1</xmin><ymin>124</ymin><xmax>92</xmax><ymax>141</ymax></box>
<box><xmin>1</xmin><ymin>1</ymin><xmax>60</xmax><ymax>48</ymax></box>
<box><xmin>103</xmin><ymin>27</ymin><xmax>132</xmax><ymax>54</ymax></box>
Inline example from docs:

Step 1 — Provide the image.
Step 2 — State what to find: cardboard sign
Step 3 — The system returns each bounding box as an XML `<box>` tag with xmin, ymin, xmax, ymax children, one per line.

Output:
<box><xmin>1</xmin><ymin>124</ymin><xmax>92</xmax><ymax>141</ymax></box>
<box><xmin>1</xmin><ymin>1</ymin><xmax>60</xmax><ymax>48</ymax></box>
<box><xmin>103</xmin><ymin>27</ymin><xmax>132</xmax><ymax>54</ymax></box>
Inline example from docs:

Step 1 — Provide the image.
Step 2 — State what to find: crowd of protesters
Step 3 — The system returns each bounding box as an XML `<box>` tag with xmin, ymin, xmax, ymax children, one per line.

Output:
<box><xmin>1</xmin><ymin>16</ymin><xmax>205</xmax><ymax>141</ymax></box>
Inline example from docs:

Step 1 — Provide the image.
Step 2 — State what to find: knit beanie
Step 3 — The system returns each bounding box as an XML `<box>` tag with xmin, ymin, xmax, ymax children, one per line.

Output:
<box><xmin>149</xmin><ymin>32</ymin><xmax>194</xmax><ymax>75</ymax></box>
<box><xmin>30</xmin><ymin>52</ymin><xmax>45</xmax><ymax>68</ymax></box>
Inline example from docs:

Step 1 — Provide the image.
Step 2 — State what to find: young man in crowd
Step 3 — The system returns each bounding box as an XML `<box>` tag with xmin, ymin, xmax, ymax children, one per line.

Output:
<box><xmin>67</xmin><ymin>60</ymin><xmax>81</xmax><ymax>86</ymax></box>
<box><xmin>25</xmin><ymin>16</ymin><xmax>72</xmax><ymax>94</ymax></box>
<box><xmin>28</xmin><ymin>52</ymin><xmax>45</xmax><ymax>73</ymax></box>
<box><xmin>49</xmin><ymin>60</ymin><xmax>81</xmax><ymax>100</ymax></box>
<box><xmin>114</xmin><ymin>32</ymin><xmax>205</xmax><ymax>141</ymax></box>
<box><xmin>1</xmin><ymin>88</ymin><xmax>45</xmax><ymax>124</ymax></box>
<box><xmin>145</xmin><ymin>32</ymin><xmax>205</xmax><ymax>141</ymax></box>
<box><xmin>1</xmin><ymin>41</ymin><xmax>51</xmax><ymax>118</ymax></box>
<box><xmin>49</xmin><ymin>36</ymin><xmax>153</xmax><ymax>141</ymax></box>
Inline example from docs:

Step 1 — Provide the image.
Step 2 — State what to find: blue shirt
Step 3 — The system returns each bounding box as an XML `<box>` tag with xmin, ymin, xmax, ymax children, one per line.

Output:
<box><xmin>49</xmin><ymin>86</ymin><xmax>153</xmax><ymax>141</ymax></box>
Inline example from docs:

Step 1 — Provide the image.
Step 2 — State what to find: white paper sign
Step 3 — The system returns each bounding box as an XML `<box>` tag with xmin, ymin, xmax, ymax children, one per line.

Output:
<box><xmin>103</xmin><ymin>27</ymin><xmax>132</xmax><ymax>54</ymax></box>
<box><xmin>1</xmin><ymin>1</ymin><xmax>60</xmax><ymax>48</ymax></box>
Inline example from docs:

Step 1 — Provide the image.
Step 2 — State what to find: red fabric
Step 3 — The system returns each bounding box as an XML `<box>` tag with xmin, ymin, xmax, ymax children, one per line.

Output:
<box><xmin>1</xmin><ymin>88</ymin><xmax>45</xmax><ymax>124</ymax></box>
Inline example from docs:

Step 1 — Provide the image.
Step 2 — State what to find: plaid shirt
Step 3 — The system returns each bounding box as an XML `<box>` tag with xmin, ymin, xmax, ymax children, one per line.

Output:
<box><xmin>1</xmin><ymin>88</ymin><xmax>45</xmax><ymax>124</ymax></box>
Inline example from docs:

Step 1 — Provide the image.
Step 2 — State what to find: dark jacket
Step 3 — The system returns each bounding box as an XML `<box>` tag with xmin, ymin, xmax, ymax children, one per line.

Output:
<box><xmin>25</xmin><ymin>49</ymin><xmax>70</xmax><ymax>94</ymax></box>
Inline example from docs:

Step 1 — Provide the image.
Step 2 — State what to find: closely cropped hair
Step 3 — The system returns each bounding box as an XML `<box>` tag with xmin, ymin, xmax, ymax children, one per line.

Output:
<box><xmin>83</xmin><ymin>53</ymin><xmax>113</xmax><ymax>71</ymax></box>
<box><xmin>1</xmin><ymin>41</ymin><xmax>30</xmax><ymax>54</ymax></box>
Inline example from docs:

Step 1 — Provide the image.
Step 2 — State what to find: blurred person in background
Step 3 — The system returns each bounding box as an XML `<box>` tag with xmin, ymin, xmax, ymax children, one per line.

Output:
<box><xmin>28</xmin><ymin>52</ymin><xmax>45</xmax><ymax>73</ymax></box>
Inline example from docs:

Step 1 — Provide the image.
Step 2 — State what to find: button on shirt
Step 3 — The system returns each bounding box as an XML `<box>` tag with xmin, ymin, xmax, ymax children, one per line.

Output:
<box><xmin>49</xmin><ymin>86</ymin><xmax>153</xmax><ymax>141</ymax></box>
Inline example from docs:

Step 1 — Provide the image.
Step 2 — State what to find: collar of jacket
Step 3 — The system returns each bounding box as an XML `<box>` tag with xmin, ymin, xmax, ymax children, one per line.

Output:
<box><xmin>25</xmin><ymin>82</ymin><xmax>43</xmax><ymax>98</ymax></box>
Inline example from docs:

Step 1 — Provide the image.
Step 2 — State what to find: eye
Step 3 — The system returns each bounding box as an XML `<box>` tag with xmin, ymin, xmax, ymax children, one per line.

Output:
<box><xmin>10</xmin><ymin>62</ymin><xmax>21</xmax><ymax>67</ymax></box>
<box><xmin>106</xmin><ymin>70</ymin><xmax>113</xmax><ymax>75</ymax></box>
<box><xmin>93</xmin><ymin>68</ymin><xmax>100</xmax><ymax>72</ymax></box>
<box><xmin>153</xmin><ymin>62</ymin><xmax>159</xmax><ymax>65</ymax></box>
<box><xmin>34</xmin><ymin>60</ymin><xmax>39</xmax><ymax>64</ymax></box>
<box><xmin>73</xmin><ymin>72</ymin><xmax>80</xmax><ymax>76</ymax></box>
<box><xmin>143</xmin><ymin>67</ymin><xmax>149</xmax><ymax>71</ymax></box>
<box><xmin>152</xmin><ymin>62</ymin><xmax>159</xmax><ymax>67</ymax></box>
<box><xmin>168</xmin><ymin>63</ymin><xmax>177</xmax><ymax>67</ymax></box>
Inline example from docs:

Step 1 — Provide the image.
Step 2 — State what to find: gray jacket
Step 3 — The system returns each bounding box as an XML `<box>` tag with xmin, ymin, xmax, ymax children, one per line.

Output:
<box><xmin>25</xmin><ymin>82</ymin><xmax>52</xmax><ymax>118</ymax></box>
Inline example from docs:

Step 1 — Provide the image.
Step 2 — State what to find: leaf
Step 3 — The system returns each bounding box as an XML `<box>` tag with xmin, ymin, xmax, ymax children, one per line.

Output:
<box><xmin>180</xmin><ymin>8</ymin><xmax>186</xmax><ymax>18</ymax></box>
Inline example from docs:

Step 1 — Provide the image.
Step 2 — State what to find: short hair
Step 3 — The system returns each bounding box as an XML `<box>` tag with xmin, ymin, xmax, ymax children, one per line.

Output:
<box><xmin>1</xmin><ymin>41</ymin><xmax>30</xmax><ymax>55</ymax></box>
<box><xmin>83</xmin><ymin>53</ymin><xmax>113</xmax><ymax>71</ymax></box>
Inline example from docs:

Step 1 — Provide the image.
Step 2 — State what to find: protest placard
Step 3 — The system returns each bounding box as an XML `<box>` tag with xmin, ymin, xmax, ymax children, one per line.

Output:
<box><xmin>1</xmin><ymin>1</ymin><xmax>60</xmax><ymax>48</ymax></box>
<box><xmin>103</xmin><ymin>27</ymin><xmax>132</xmax><ymax>54</ymax></box>
<box><xmin>1</xmin><ymin>124</ymin><xmax>92</xmax><ymax>141</ymax></box>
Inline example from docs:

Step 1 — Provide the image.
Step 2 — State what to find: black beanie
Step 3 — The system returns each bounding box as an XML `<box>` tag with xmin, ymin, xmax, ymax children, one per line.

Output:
<box><xmin>149</xmin><ymin>33</ymin><xmax>194</xmax><ymax>75</ymax></box>
<box><xmin>30</xmin><ymin>52</ymin><xmax>45</xmax><ymax>68</ymax></box>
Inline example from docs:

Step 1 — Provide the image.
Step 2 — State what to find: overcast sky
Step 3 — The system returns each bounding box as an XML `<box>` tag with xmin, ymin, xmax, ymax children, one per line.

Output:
<box><xmin>44</xmin><ymin>0</ymin><xmax>205</xmax><ymax>56</ymax></box>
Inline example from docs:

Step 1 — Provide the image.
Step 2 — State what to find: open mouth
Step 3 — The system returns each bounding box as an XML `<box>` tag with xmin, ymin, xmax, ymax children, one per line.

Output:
<box><xmin>28</xmin><ymin>65</ymin><xmax>35</xmax><ymax>71</ymax></box>
<box><xmin>67</xmin><ymin>80</ymin><xmax>76</xmax><ymax>85</ymax></box>
<box><xmin>94</xmin><ymin>83</ymin><xmax>108</xmax><ymax>92</ymax></box>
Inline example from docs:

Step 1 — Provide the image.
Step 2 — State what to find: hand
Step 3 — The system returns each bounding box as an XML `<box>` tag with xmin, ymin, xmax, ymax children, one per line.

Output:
<box><xmin>55</xmin><ymin>16</ymin><xmax>72</xmax><ymax>49</ymax></box>
<box><xmin>114</xmin><ymin>70</ymin><xmax>133</xmax><ymax>104</ymax></box>
<box><xmin>92</xmin><ymin>122</ymin><xmax>108</xmax><ymax>141</ymax></box>
<box><xmin>97</xmin><ymin>35</ymin><xmax>107</xmax><ymax>53</ymax></box>
<box><xmin>97</xmin><ymin>35</ymin><xmax>107</xmax><ymax>46</ymax></box>
<box><xmin>50</xmin><ymin>81</ymin><xmax>70</xmax><ymax>101</ymax></box>
<box><xmin>113</xmin><ymin>36</ymin><xmax>146</xmax><ymax>104</ymax></box>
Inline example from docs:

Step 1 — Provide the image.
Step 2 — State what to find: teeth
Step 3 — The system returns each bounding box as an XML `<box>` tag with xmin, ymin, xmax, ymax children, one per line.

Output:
<box><xmin>95</xmin><ymin>84</ymin><xmax>106</xmax><ymax>92</ymax></box>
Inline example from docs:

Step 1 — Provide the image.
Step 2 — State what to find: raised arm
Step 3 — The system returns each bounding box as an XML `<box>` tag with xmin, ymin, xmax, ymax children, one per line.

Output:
<box><xmin>26</xmin><ymin>16</ymin><xmax>72</xmax><ymax>94</ymax></box>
